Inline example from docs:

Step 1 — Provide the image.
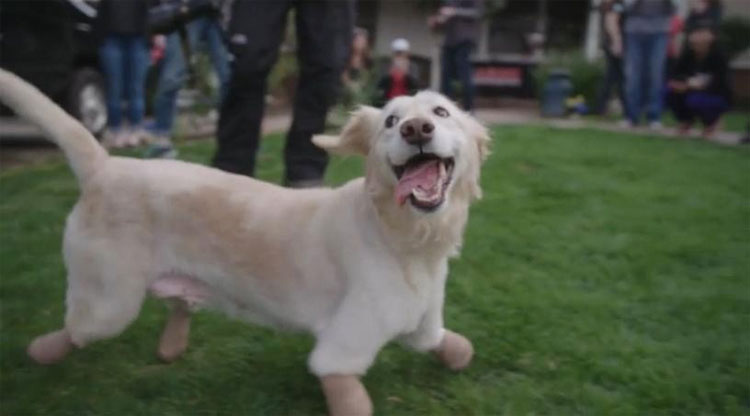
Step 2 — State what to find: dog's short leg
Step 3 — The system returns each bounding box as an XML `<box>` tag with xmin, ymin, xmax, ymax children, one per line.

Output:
<box><xmin>308</xmin><ymin>295</ymin><xmax>389</xmax><ymax>416</ymax></box>
<box><xmin>64</xmin><ymin>264</ymin><xmax>147</xmax><ymax>347</ymax></box>
<box><xmin>157</xmin><ymin>300</ymin><xmax>191</xmax><ymax>363</ymax></box>
<box><xmin>401</xmin><ymin>326</ymin><xmax>474</xmax><ymax>370</ymax></box>
<box><xmin>28</xmin><ymin>265</ymin><xmax>147</xmax><ymax>365</ymax></box>
<box><xmin>320</xmin><ymin>375</ymin><xmax>373</xmax><ymax>416</ymax></box>
<box><xmin>27</xmin><ymin>329</ymin><xmax>74</xmax><ymax>365</ymax></box>
<box><xmin>399</xmin><ymin>281</ymin><xmax>474</xmax><ymax>371</ymax></box>
<box><xmin>432</xmin><ymin>329</ymin><xmax>474</xmax><ymax>371</ymax></box>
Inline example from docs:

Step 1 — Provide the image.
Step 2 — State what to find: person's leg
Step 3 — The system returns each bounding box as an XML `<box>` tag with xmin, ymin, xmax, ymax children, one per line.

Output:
<box><xmin>624</xmin><ymin>32</ymin><xmax>644</xmax><ymax>125</ymax></box>
<box><xmin>440</xmin><ymin>45</ymin><xmax>455</xmax><ymax>100</ymax></box>
<box><xmin>595</xmin><ymin>52</ymin><xmax>618</xmax><ymax>114</ymax></box>
<box><xmin>99</xmin><ymin>35</ymin><xmax>124</xmax><ymax>131</ymax></box>
<box><xmin>124</xmin><ymin>35</ymin><xmax>149</xmax><ymax>128</ymax></box>
<box><xmin>284</xmin><ymin>0</ymin><xmax>353</xmax><ymax>185</ymax></box>
<box><xmin>212</xmin><ymin>0</ymin><xmax>290</xmax><ymax>176</ymax></box>
<box><xmin>686</xmin><ymin>92</ymin><xmax>729</xmax><ymax>135</ymax></box>
<box><xmin>204</xmin><ymin>19</ymin><xmax>231</xmax><ymax>104</ymax></box>
<box><xmin>454</xmin><ymin>41</ymin><xmax>475</xmax><ymax>111</ymax></box>
<box><xmin>152</xmin><ymin>32</ymin><xmax>188</xmax><ymax>136</ymax></box>
<box><xmin>645</xmin><ymin>33</ymin><xmax>669</xmax><ymax>124</ymax></box>
<box><xmin>666</xmin><ymin>90</ymin><xmax>694</xmax><ymax>133</ymax></box>
<box><xmin>613</xmin><ymin>55</ymin><xmax>626</xmax><ymax>115</ymax></box>
<box><xmin>186</xmin><ymin>17</ymin><xmax>203</xmax><ymax>51</ymax></box>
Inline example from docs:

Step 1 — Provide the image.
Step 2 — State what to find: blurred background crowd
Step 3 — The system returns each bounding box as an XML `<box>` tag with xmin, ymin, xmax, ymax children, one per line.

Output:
<box><xmin>1</xmin><ymin>0</ymin><xmax>748</xmax><ymax>184</ymax></box>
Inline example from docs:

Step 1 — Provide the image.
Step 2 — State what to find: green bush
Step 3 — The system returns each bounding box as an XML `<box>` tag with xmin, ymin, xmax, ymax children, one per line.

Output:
<box><xmin>533</xmin><ymin>51</ymin><xmax>604</xmax><ymax>109</ymax></box>
<box><xmin>718</xmin><ymin>16</ymin><xmax>750</xmax><ymax>59</ymax></box>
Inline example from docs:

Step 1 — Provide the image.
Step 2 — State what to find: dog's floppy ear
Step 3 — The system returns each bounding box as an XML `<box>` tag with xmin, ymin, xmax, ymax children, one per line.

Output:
<box><xmin>313</xmin><ymin>106</ymin><xmax>381</xmax><ymax>156</ymax></box>
<box><xmin>458</xmin><ymin>111</ymin><xmax>492</xmax><ymax>201</ymax></box>
<box><xmin>462</xmin><ymin>111</ymin><xmax>491</xmax><ymax>162</ymax></box>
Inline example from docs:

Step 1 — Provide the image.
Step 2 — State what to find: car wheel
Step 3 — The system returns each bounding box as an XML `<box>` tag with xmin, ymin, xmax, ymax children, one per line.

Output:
<box><xmin>67</xmin><ymin>68</ymin><xmax>107</xmax><ymax>138</ymax></box>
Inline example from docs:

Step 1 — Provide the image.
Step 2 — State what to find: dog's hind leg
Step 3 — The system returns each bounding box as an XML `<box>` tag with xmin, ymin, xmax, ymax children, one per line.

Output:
<box><xmin>28</xmin><ymin>264</ymin><xmax>148</xmax><ymax>365</ymax></box>
<box><xmin>156</xmin><ymin>299</ymin><xmax>191</xmax><ymax>362</ymax></box>
<box><xmin>27</xmin><ymin>329</ymin><xmax>74</xmax><ymax>365</ymax></box>
<box><xmin>149</xmin><ymin>274</ymin><xmax>212</xmax><ymax>362</ymax></box>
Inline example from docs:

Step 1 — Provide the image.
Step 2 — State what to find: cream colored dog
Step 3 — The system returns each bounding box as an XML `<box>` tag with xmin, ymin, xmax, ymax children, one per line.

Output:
<box><xmin>0</xmin><ymin>69</ymin><xmax>490</xmax><ymax>415</ymax></box>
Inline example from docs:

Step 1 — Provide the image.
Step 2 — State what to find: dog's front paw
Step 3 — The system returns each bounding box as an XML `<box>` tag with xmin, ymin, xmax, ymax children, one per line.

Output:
<box><xmin>434</xmin><ymin>329</ymin><xmax>473</xmax><ymax>371</ymax></box>
<box><xmin>320</xmin><ymin>375</ymin><xmax>373</xmax><ymax>416</ymax></box>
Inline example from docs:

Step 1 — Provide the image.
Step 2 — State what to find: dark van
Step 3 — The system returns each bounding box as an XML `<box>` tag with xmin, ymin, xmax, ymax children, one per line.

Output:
<box><xmin>0</xmin><ymin>0</ymin><xmax>107</xmax><ymax>136</ymax></box>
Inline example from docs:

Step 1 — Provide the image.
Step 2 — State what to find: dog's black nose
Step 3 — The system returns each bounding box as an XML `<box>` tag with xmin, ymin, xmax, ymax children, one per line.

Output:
<box><xmin>400</xmin><ymin>117</ymin><xmax>434</xmax><ymax>146</ymax></box>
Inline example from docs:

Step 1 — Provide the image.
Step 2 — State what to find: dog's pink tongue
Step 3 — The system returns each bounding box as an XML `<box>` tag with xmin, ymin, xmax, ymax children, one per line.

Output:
<box><xmin>395</xmin><ymin>160</ymin><xmax>440</xmax><ymax>205</ymax></box>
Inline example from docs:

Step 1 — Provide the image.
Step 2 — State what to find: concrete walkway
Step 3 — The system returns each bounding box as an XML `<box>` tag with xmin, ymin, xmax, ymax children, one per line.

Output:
<box><xmin>260</xmin><ymin>108</ymin><xmax>745</xmax><ymax>146</ymax></box>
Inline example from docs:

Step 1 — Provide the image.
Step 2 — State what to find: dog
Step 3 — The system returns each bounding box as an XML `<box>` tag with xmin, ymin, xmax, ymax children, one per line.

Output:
<box><xmin>0</xmin><ymin>68</ymin><xmax>490</xmax><ymax>416</ymax></box>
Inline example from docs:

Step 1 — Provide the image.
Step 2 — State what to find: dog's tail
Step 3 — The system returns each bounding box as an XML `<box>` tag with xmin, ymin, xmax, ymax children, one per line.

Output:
<box><xmin>0</xmin><ymin>69</ymin><xmax>108</xmax><ymax>183</ymax></box>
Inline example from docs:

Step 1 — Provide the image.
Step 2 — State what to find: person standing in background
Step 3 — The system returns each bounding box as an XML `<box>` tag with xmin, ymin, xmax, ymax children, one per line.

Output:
<box><xmin>429</xmin><ymin>0</ymin><xmax>483</xmax><ymax>112</ymax></box>
<box><xmin>342</xmin><ymin>28</ymin><xmax>371</xmax><ymax>87</ymax></box>
<box><xmin>96</xmin><ymin>0</ymin><xmax>150</xmax><ymax>148</ymax></box>
<box><xmin>340</xmin><ymin>27</ymin><xmax>373</xmax><ymax>110</ymax></box>
<box><xmin>213</xmin><ymin>0</ymin><xmax>353</xmax><ymax>188</ymax></box>
<box><xmin>595</xmin><ymin>0</ymin><xmax>626</xmax><ymax>115</ymax></box>
<box><xmin>622</xmin><ymin>0</ymin><xmax>676</xmax><ymax>129</ymax></box>
<box><xmin>146</xmin><ymin>13</ymin><xmax>231</xmax><ymax>159</ymax></box>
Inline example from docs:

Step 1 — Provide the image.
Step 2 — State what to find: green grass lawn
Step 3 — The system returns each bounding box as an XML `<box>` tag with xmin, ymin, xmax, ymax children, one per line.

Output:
<box><xmin>1</xmin><ymin>126</ymin><xmax>749</xmax><ymax>415</ymax></box>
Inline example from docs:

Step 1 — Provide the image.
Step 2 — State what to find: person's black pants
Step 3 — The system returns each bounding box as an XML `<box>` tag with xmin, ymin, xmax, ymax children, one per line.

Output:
<box><xmin>594</xmin><ymin>51</ymin><xmax>625</xmax><ymax>114</ymax></box>
<box><xmin>667</xmin><ymin>91</ymin><xmax>729</xmax><ymax>127</ymax></box>
<box><xmin>213</xmin><ymin>0</ymin><xmax>353</xmax><ymax>182</ymax></box>
<box><xmin>440</xmin><ymin>41</ymin><xmax>475</xmax><ymax>111</ymax></box>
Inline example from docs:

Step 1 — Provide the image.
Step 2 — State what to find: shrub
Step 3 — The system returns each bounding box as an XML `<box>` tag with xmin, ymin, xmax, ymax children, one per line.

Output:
<box><xmin>532</xmin><ymin>51</ymin><xmax>604</xmax><ymax>109</ymax></box>
<box><xmin>718</xmin><ymin>16</ymin><xmax>750</xmax><ymax>59</ymax></box>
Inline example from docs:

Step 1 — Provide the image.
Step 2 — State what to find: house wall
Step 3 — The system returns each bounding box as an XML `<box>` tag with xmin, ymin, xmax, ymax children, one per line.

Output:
<box><xmin>372</xmin><ymin>2</ymin><xmax>438</xmax><ymax>58</ymax></box>
<box><xmin>724</xmin><ymin>0</ymin><xmax>750</xmax><ymax>19</ymax></box>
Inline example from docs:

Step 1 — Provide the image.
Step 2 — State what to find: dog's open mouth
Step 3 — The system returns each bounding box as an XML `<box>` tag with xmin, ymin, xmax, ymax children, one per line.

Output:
<box><xmin>393</xmin><ymin>154</ymin><xmax>454</xmax><ymax>211</ymax></box>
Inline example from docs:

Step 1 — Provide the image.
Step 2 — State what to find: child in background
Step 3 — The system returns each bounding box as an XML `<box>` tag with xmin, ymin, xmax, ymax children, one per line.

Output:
<box><xmin>666</xmin><ymin>20</ymin><xmax>731</xmax><ymax>138</ymax></box>
<box><xmin>374</xmin><ymin>39</ymin><xmax>418</xmax><ymax>107</ymax></box>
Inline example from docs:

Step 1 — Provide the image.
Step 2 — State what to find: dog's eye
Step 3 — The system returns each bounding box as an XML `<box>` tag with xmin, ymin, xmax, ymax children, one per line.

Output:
<box><xmin>385</xmin><ymin>115</ymin><xmax>399</xmax><ymax>128</ymax></box>
<box><xmin>433</xmin><ymin>106</ymin><xmax>450</xmax><ymax>118</ymax></box>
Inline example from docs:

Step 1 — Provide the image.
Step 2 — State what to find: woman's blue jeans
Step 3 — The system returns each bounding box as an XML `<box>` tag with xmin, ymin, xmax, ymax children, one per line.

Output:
<box><xmin>99</xmin><ymin>34</ymin><xmax>149</xmax><ymax>130</ymax></box>
<box><xmin>624</xmin><ymin>32</ymin><xmax>668</xmax><ymax>124</ymax></box>
<box><xmin>440</xmin><ymin>41</ymin><xmax>475</xmax><ymax>112</ymax></box>
<box><xmin>152</xmin><ymin>18</ymin><xmax>230</xmax><ymax>136</ymax></box>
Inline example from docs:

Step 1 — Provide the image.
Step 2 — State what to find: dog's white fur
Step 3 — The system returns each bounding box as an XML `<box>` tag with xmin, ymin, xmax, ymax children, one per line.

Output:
<box><xmin>0</xmin><ymin>69</ymin><xmax>489</xmax><ymax>412</ymax></box>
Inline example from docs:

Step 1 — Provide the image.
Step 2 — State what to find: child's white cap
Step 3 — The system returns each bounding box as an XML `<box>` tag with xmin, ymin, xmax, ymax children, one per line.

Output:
<box><xmin>391</xmin><ymin>38</ymin><xmax>410</xmax><ymax>53</ymax></box>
